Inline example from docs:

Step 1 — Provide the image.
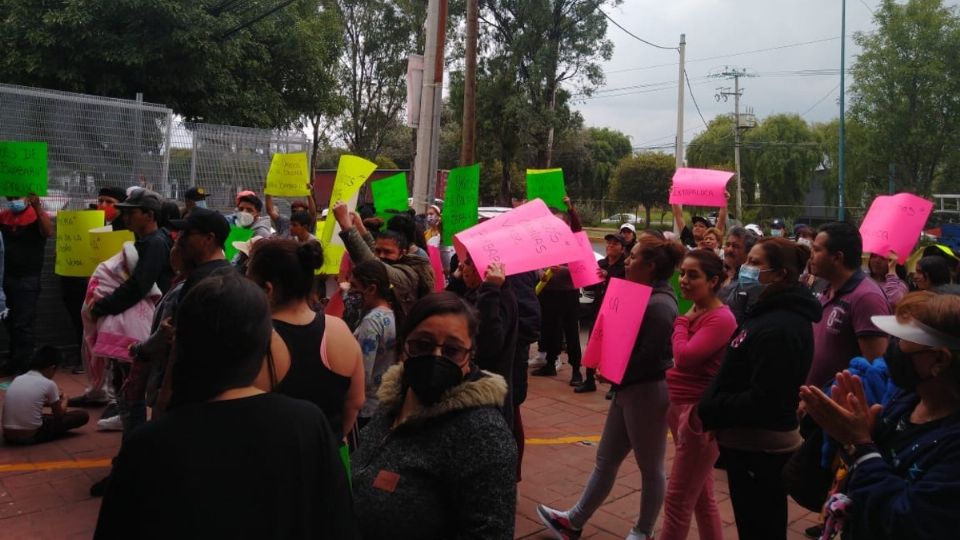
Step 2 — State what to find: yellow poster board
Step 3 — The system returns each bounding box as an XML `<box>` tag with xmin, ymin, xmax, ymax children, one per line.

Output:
<box><xmin>89</xmin><ymin>227</ymin><xmax>135</xmax><ymax>267</ymax></box>
<box><xmin>318</xmin><ymin>155</ymin><xmax>377</xmax><ymax>274</ymax></box>
<box><xmin>54</xmin><ymin>210</ymin><xmax>105</xmax><ymax>277</ymax></box>
<box><xmin>264</xmin><ymin>152</ymin><xmax>311</xmax><ymax>196</ymax></box>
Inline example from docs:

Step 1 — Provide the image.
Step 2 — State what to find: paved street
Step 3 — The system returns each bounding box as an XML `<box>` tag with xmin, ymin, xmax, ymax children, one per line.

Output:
<box><xmin>1</xmin><ymin>355</ymin><xmax>817</xmax><ymax>539</ymax></box>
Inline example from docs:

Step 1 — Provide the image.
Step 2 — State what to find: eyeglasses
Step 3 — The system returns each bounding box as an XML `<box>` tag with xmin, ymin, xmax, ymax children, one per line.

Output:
<box><xmin>404</xmin><ymin>339</ymin><xmax>473</xmax><ymax>364</ymax></box>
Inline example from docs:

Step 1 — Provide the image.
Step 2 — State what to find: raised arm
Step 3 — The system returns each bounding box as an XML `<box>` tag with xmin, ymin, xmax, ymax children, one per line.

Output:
<box><xmin>672</xmin><ymin>204</ymin><xmax>686</xmax><ymax>234</ymax></box>
<box><xmin>716</xmin><ymin>191</ymin><xmax>729</xmax><ymax>234</ymax></box>
<box><xmin>264</xmin><ymin>194</ymin><xmax>281</xmax><ymax>222</ymax></box>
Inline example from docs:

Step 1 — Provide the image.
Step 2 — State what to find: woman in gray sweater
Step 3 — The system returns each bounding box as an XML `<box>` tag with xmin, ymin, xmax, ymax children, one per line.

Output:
<box><xmin>351</xmin><ymin>291</ymin><xmax>518</xmax><ymax>539</ymax></box>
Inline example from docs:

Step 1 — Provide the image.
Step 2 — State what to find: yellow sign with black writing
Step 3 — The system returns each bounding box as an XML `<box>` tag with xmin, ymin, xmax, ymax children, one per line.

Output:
<box><xmin>264</xmin><ymin>152</ymin><xmax>311</xmax><ymax>197</ymax></box>
<box><xmin>54</xmin><ymin>210</ymin><xmax>106</xmax><ymax>277</ymax></box>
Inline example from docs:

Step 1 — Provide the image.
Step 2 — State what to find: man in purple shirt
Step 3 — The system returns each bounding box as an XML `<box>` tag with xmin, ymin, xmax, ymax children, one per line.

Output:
<box><xmin>807</xmin><ymin>222</ymin><xmax>891</xmax><ymax>388</ymax></box>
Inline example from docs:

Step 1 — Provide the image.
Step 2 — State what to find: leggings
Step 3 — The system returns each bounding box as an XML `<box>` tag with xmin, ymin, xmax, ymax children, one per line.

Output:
<box><xmin>568</xmin><ymin>380</ymin><xmax>669</xmax><ymax>536</ymax></box>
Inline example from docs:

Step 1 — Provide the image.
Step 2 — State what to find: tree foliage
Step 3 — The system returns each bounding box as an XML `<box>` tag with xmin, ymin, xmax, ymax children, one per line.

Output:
<box><xmin>610</xmin><ymin>152</ymin><xmax>675</xmax><ymax>224</ymax></box>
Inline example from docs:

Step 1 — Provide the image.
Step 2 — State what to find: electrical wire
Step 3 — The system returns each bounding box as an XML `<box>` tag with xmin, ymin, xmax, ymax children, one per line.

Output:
<box><xmin>684</xmin><ymin>69</ymin><xmax>708</xmax><ymax>128</ymax></box>
<box><xmin>800</xmin><ymin>83</ymin><xmax>841</xmax><ymax>117</ymax></box>
<box><xmin>596</xmin><ymin>6</ymin><xmax>678</xmax><ymax>51</ymax></box>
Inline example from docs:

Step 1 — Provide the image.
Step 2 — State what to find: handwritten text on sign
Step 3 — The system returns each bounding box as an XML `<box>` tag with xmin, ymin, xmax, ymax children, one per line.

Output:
<box><xmin>54</xmin><ymin>210</ymin><xmax>105</xmax><ymax>277</ymax></box>
<box><xmin>0</xmin><ymin>141</ymin><xmax>48</xmax><ymax>196</ymax></box>
<box><xmin>581</xmin><ymin>278</ymin><xmax>652</xmax><ymax>384</ymax></box>
<box><xmin>442</xmin><ymin>163</ymin><xmax>480</xmax><ymax>246</ymax></box>
<box><xmin>453</xmin><ymin>198</ymin><xmax>581</xmax><ymax>279</ymax></box>
<box><xmin>668</xmin><ymin>167</ymin><xmax>734</xmax><ymax>208</ymax></box>
<box><xmin>568</xmin><ymin>231</ymin><xmax>602</xmax><ymax>288</ymax></box>
<box><xmin>859</xmin><ymin>193</ymin><xmax>933</xmax><ymax>264</ymax></box>
<box><xmin>264</xmin><ymin>152</ymin><xmax>310</xmax><ymax>196</ymax></box>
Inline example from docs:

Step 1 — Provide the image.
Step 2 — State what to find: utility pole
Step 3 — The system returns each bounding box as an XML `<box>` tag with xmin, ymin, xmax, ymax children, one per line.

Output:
<box><xmin>460</xmin><ymin>0</ymin><xmax>478</xmax><ymax>166</ymax></box>
<box><xmin>714</xmin><ymin>67</ymin><xmax>754</xmax><ymax>218</ymax></box>
<box><xmin>674</xmin><ymin>34</ymin><xmax>686</xmax><ymax>169</ymax></box>
<box><xmin>412</xmin><ymin>0</ymin><xmax>447</xmax><ymax>214</ymax></box>
<box><xmin>838</xmin><ymin>0</ymin><xmax>847</xmax><ymax>221</ymax></box>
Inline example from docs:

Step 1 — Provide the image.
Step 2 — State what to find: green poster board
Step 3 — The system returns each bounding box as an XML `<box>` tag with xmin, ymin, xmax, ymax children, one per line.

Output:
<box><xmin>442</xmin><ymin>163</ymin><xmax>480</xmax><ymax>246</ymax></box>
<box><xmin>526</xmin><ymin>168</ymin><xmax>566</xmax><ymax>210</ymax></box>
<box><xmin>0</xmin><ymin>141</ymin><xmax>48</xmax><ymax>196</ymax></box>
<box><xmin>370</xmin><ymin>173</ymin><xmax>409</xmax><ymax>220</ymax></box>
<box><xmin>224</xmin><ymin>226</ymin><xmax>255</xmax><ymax>260</ymax></box>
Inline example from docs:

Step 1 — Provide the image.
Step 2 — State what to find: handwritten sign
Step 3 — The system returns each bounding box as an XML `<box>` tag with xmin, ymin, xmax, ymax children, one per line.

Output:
<box><xmin>319</xmin><ymin>155</ymin><xmax>377</xmax><ymax>253</ymax></box>
<box><xmin>264</xmin><ymin>152</ymin><xmax>310</xmax><ymax>196</ymax></box>
<box><xmin>569</xmin><ymin>232</ymin><xmax>602</xmax><ymax>288</ymax></box>
<box><xmin>428</xmin><ymin>245</ymin><xmax>446</xmax><ymax>291</ymax></box>
<box><xmin>370</xmin><ymin>173</ymin><xmax>409</xmax><ymax>219</ymax></box>
<box><xmin>668</xmin><ymin>167</ymin><xmax>733</xmax><ymax>207</ymax></box>
<box><xmin>453</xmin><ymin>198</ymin><xmax>581</xmax><ymax>279</ymax></box>
<box><xmin>860</xmin><ymin>193</ymin><xmax>933</xmax><ymax>264</ymax></box>
<box><xmin>442</xmin><ymin>163</ymin><xmax>480</xmax><ymax>246</ymax></box>
<box><xmin>318</xmin><ymin>190</ymin><xmax>360</xmax><ymax>275</ymax></box>
<box><xmin>55</xmin><ymin>210</ymin><xmax>105</xmax><ymax>277</ymax></box>
<box><xmin>582</xmin><ymin>278</ymin><xmax>652</xmax><ymax>384</ymax></box>
<box><xmin>526</xmin><ymin>168</ymin><xmax>566</xmax><ymax>210</ymax></box>
<box><xmin>224</xmin><ymin>225</ymin><xmax>254</xmax><ymax>261</ymax></box>
<box><xmin>89</xmin><ymin>227</ymin><xmax>135</xmax><ymax>266</ymax></box>
<box><xmin>0</xmin><ymin>141</ymin><xmax>48</xmax><ymax>196</ymax></box>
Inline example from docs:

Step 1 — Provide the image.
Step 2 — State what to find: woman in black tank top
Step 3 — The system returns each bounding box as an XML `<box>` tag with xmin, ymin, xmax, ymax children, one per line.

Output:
<box><xmin>247</xmin><ymin>238</ymin><xmax>364</xmax><ymax>441</ymax></box>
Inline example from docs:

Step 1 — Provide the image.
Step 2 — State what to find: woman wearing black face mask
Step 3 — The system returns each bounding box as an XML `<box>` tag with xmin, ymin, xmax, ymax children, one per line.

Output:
<box><xmin>800</xmin><ymin>291</ymin><xmax>960</xmax><ymax>540</ymax></box>
<box><xmin>350</xmin><ymin>292</ymin><xmax>518</xmax><ymax>540</ymax></box>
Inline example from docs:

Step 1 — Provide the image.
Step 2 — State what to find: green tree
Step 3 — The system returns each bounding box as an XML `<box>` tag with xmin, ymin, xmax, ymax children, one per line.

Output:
<box><xmin>812</xmin><ymin>117</ymin><xmax>883</xmax><ymax>207</ymax></box>
<box><xmin>0</xmin><ymin>0</ymin><xmax>343</xmax><ymax>129</ymax></box>
<box><xmin>742</xmin><ymin>114</ymin><xmax>821</xmax><ymax>206</ymax></box>
<box><xmin>610</xmin><ymin>152</ymin><xmax>675</xmax><ymax>224</ymax></box>
<box><xmin>686</xmin><ymin>115</ymin><xmax>737</xmax><ymax>172</ymax></box>
<box><xmin>850</xmin><ymin>0</ymin><xmax>960</xmax><ymax>195</ymax></box>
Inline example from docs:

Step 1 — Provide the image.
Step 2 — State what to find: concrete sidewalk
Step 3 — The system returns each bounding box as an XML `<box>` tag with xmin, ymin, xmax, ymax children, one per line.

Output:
<box><xmin>0</xmin><ymin>362</ymin><xmax>818</xmax><ymax>539</ymax></box>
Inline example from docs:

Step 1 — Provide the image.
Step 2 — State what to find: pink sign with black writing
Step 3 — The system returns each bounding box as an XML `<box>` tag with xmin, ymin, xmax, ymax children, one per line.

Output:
<box><xmin>860</xmin><ymin>193</ymin><xmax>933</xmax><ymax>264</ymax></box>
<box><xmin>668</xmin><ymin>167</ymin><xmax>734</xmax><ymax>207</ymax></box>
<box><xmin>581</xmin><ymin>278</ymin><xmax>652</xmax><ymax>384</ymax></box>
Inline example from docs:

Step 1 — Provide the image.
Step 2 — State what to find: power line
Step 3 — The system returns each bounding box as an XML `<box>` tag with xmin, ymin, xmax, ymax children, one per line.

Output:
<box><xmin>684</xmin><ymin>69</ymin><xmax>708</xmax><ymax>127</ymax></box>
<box><xmin>800</xmin><ymin>83</ymin><xmax>841</xmax><ymax>117</ymax></box>
<box><xmin>597</xmin><ymin>8</ymin><xmax>678</xmax><ymax>50</ymax></box>
<box><xmin>858</xmin><ymin>0</ymin><xmax>876</xmax><ymax>15</ymax></box>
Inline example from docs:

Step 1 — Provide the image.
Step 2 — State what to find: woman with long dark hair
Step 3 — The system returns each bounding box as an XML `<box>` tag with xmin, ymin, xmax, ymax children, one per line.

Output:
<box><xmin>698</xmin><ymin>237</ymin><xmax>823</xmax><ymax>540</ymax></box>
<box><xmin>247</xmin><ymin>238</ymin><xmax>364</xmax><ymax>441</ymax></box>
<box><xmin>95</xmin><ymin>272</ymin><xmax>358</xmax><ymax>539</ymax></box>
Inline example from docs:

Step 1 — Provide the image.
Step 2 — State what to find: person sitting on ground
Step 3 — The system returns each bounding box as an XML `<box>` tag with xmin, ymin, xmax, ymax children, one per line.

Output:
<box><xmin>913</xmin><ymin>255</ymin><xmax>952</xmax><ymax>291</ymax></box>
<box><xmin>332</xmin><ymin>201</ymin><xmax>434</xmax><ymax>314</ymax></box>
<box><xmin>2</xmin><ymin>346</ymin><xmax>89</xmax><ymax>444</ymax></box>
<box><xmin>351</xmin><ymin>292</ymin><xmax>517</xmax><ymax>539</ymax></box>
<box><xmin>800</xmin><ymin>291</ymin><xmax>960</xmax><ymax>540</ymax></box>
<box><xmin>94</xmin><ymin>271</ymin><xmax>358</xmax><ymax>539</ymax></box>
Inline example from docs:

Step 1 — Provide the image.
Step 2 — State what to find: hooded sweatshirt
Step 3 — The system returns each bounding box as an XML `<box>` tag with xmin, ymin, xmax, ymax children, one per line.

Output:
<box><xmin>619</xmin><ymin>281</ymin><xmax>679</xmax><ymax>387</ymax></box>
<box><xmin>699</xmin><ymin>284</ymin><xmax>823</xmax><ymax>452</ymax></box>
<box><xmin>340</xmin><ymin>228</ymin><xmax>434</xmax><ymax>314</ymax></box>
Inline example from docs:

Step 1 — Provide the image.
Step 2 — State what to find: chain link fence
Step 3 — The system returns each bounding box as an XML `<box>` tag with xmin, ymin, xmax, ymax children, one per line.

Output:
<box><xmin>0</xmin><ymin>83</ymin><xmax>174</xmax><ymax>211</ymax></box>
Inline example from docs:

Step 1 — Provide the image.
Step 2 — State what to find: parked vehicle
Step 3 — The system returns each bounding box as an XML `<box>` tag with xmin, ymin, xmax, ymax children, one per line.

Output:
<box><xmin>600</xmin><ymin>213</ymin><xmax>642</xmax><ymax>225</ymax></box>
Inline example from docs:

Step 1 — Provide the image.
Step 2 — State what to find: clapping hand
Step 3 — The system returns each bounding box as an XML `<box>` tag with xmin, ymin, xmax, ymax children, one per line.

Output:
<box><xmin>799</xmin><ymin>371</ymin><xmax>881</xmax><ymax>446</ymax></box>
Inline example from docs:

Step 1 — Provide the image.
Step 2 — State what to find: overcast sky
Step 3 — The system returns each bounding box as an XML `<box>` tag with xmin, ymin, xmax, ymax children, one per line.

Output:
<box><xmin>573</xmin><ymin>0</ymin><xmax>957</xmax><ymax>155</ymax></box>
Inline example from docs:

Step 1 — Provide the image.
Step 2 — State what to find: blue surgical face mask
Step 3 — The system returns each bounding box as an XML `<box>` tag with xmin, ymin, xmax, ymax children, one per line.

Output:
<box><xmin>738</xmin><ymin>264</ymin><xmax>761</xmax><ymax>285</ymax></box>
<box><xmin>7</xmin><ymin>200</ymin><xmax>27</xmax><ymax>213</ymax></box>
<box><xmin>770</xmin><ymin>229</ymin><xmax>784</xmax><ymax>238</ymax></box>
<box><xmin>194</xmin><ymin>200</ymin><xmax>207</xmax><ymax>209</ymax></box>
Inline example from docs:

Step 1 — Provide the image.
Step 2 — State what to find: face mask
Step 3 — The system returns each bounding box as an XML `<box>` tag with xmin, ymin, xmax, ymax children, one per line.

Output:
<box><xmin>426</xmin><ymin>215</ymin><xmax>439</xmax><ymax>226</ymax></box>
<box><xmin>797</xmin><ymin>238</ymin><xmax>812</xmax><ymax>247</ymax></box>
<box><xmin>402</xmin><ymin>355</ymin><xmax>465</xmax><ymax>405</ymax></box>
<box><xmin>886</xmin><ymin>347</ymin><xmax>933</xmax><ymax>391</ymax></box>
<box><xmin>236</xmin><ymin>211</ymin><xmax>255</xmax><ymax>228</ymax></box>
<box><xmin>771</xmin><ymin>229</ymin><xmax>784</xmax><ymax>238</ymax></box>
<box><xmin>738</xmin><ymin>264</ymin><xmax>762</xmax><ymax>285</ymax></box>
<box><xmin>99</xmin><ymin>204</ymin><xmax>118</xmax><ymax>222</ymax></box>
<box><xmin>194</xmin><ymin>200</ymin><xmax>207</xmax><ymax>209</ymax></box>
<box><xmin>8</xmin><ymin>200</ymin><xmax>27</xmax><ymax>213</ymax></box>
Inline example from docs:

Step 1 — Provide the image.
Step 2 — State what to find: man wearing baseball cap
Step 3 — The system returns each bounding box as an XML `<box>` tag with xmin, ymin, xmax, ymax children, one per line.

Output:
<box><xmin>619</xmin><ymin>223</ymin><xmax>637</xmax><ymax>253</ymax></box>
<box><xmin>182</xmin><ymin>186</ymin><xmax>208</xmax><ymax>219</ymax></box>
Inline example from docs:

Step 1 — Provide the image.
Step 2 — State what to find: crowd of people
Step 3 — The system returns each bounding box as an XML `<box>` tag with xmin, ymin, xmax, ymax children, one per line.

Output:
<box><xmin>1</xmin><ymin>186</ymin><xmax>959</xmax><ymax>540</ymax></box>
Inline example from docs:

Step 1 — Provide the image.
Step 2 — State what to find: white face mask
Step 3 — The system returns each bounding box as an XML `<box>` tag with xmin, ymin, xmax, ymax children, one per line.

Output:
<box><xmin>426</xmin><ymin>215</ymin><xmax>439</xmax><ymax>226</ymax></box>
<box><xmin>236</xmin><ymin>211</ymin><xmax>255</xmax><ymax>228</ymax></box>
<box><xmin>194</xmin><ymin>200</ymin><xmax>207</xmax><ymax>209</ymax></box>
<box><xmin>797</xmin><ymin>237</ymin><xmax>812</xmax><ymax>247</ymax></box>
<box><xmin>770</xmin><ymin>229</ymin><xmax>784</xmax><ymax>238</ymax></box>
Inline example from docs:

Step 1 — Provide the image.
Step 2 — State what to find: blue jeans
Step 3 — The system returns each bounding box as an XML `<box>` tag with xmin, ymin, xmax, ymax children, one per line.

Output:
<box><xmin>3</xmin><ymin>275</ymin><xmax>41</xmax><ymax>372</ymax></box>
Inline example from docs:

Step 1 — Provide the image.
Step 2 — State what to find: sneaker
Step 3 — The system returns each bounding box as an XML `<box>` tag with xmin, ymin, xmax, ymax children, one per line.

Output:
<box><xmin>569</xmin><ymin>370</ymin><xmax>583</xmax><ymax>386</ymax></box>
<box><xmin>804</xmin><ymin>525</ymin><xmax>824</xmax><ymax>538</ymax></box>
<box><xmin>531</xmin><ymin>364</ymin><xmax>557</xmax><ymax>377</ymax></box>
<box><xmin>100</xmin><ymin>402</ymin><xmax>119</xmax><ymax>420</ymax></box>
<box><xmin>574</xmin><ymin>380</ymin><xmax>596</xmax><ymax>393</ymax></box>
<box><xmin>89</xmin><ymin>475</ymin><xmax>110</xmax><ymax>497</ymax></box>
<box><xmin>67</xmin><ymin>394</ymin><xmax>108</xmax><ymax>407</ymax></box>
<box><xmin>625</xmin><ymin>530</ymin><xmax>653</xmax><ymax>540</ymax></box>
<box><xmin>97</xmin><ymin>414</ymin><xmax>123</xmax><ymax>431</ymax></box>
<box><xmin>536</xmin><ymin>504</ymin><xmax>581</xmax><ymax>540</ymax></box>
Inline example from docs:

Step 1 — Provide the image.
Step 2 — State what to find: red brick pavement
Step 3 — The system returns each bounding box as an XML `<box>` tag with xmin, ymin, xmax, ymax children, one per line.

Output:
<box><xmin>1</xmin><ymin>360</ymin><xmax>818</xmax><ymax>539</ymax></box>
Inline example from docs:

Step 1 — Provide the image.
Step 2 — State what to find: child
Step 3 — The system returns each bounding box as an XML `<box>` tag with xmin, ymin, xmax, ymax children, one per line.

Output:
<box><xmin>2</xmin><ymin>346</ymin><xmax>89</xmax><ymax>444</ymax></box>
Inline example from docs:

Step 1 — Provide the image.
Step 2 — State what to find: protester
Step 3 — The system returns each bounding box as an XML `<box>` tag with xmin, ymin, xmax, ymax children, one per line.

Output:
<box><xmin>661</xmin><ymin>250</ymin><xmax>737</xmax><ymax>540</ymax></box>
<box><xmin>455</xmin><ymin>258</ymin><xmax>518</xmax><ymax>428</ymax></box>
<box><xmin>181</xmin><ymin>186</ymin><xmax>207</xmax><ymax>219</ymax></box>
<box><xmin>0</xmin><ymin>194</ymin><xmax>53</xmax><ymax>375</ymax></box>
<box><xmin>351</xmin><ymin>292</ymin><xmax>517</xmax><ymax>539</ymax></box>
<box><xmin>424</xmin><ymin>204</ymin><xmax>442</xmax><ymax>247</ymax></box>
<box><xmin>800</xmin><ymin>291</ymin><xmax>960</xmax><ymax>540</ymax></box>
<box><xmin>332</xmin><ymin>201</ymin><xmax>434</xmax><ymax>314</ymax></box>
<box><xmin>532</xmin><ymin>196</ymin><xmax>585</xmax><ymax>385</ymax></box>
<box><xmin>94</xmin><ymin>271</ymin><xmax>358</xmax><ymax>539</ymax></box>
<box><xmin>620</xmin><ymin>222</ymin><xmax>638</xmax><ymax>253</ymax></box>
<box><xmin>349</xmin><ymin>260</ymin><xmax>400</xmax><ymax>429</ymax></box>
<box><xmin>537</xmin><ymin>235</ymin><xmax>683</xmax><ymax>540</ymax></box>
<box><xmin>807</xmin><ymin>222</ymin><xmax>891</xmax><ymax>388</ymax></box>
<box><xmin>577</xmin><ymin>232</ymin><xmax>628</xmax><ymax>393</ymax></box>
<box><xmin>717</xmin><ymin>226</ymin><xmax>760</xmax><ymax>323</ymax></box>
<box><xmin>914</xmin><ymin>255</ymin><xmax>952</xmax><ymax>291</ymax></box>
<box><xmin>235</xmin><ymin>192</ymin><xmax>273</xmax><ymax>238</ymax></box>
<box><xmin>97</xmin><ymin>186</ymin><xmax>128</xmax><ymax>230</ymax></box>
<box><xmin>288</xmin><ymin>212</ymin><xmax>317</xmax><ymax>243</ymax></box>
<box><xmin>698</xmin><ymin>227</ymin><xmax>722</xmax><ymax>254</ymax></box>
<box><xmin>867</xmin><ymin>250</ymin><xmax>909</xmax><ymax>307</ymax></box>
<box><xmin>247</xmin><ymin>238</ymin><xmax>364</xmax><ymax>441</ymax></box>
<box><xmin>769</xmin><ymin>218</ymin><xmax>786</xmax><ymax>238</ymax></box>
<box><xmin>2</xmin><ymin>346</ymin><xmax>89</xmax><ymax>444</ymax></box>
<box><xmin>508</xmin><ymin>271</ymin><xmax>541</xmax><ymax>480</ymax></box>
<box><xmin>265</xmin><ymin>188</ymin><xmax>317</xmax><ymax>238</ymax></box>
<box><xmin>794</xmin><ymin>223</ymin><xmax>815</xmax><ymax>246</ymax></box>
<box><xmin>673</xmin><ymin>195</ymin><xmax>728</xmax><ymax>249</ymax></box>
<box><xmin>698</xmin><ymin>237</ymin><xmax>822</xmax><ymax>540</ymax></box>
<box><xmin>387</xmin><ymin>213</ymin><xmax>429</xmax><ymax>259</ymax></box>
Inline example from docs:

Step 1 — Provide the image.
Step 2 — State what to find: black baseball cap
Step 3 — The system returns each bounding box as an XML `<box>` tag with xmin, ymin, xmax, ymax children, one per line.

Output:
<box><xmin>185</xmin><ymin>186</ymin><xmax>208</xmax><ymax>201</ymax></box>
<box><xmin>604</xmin><ymin>233</ymin><xmax>628</xmax><ymax>247</ymax></box>
<box><xmin>169</xmin><ymin>207</ymin><xmax>230</xmax><ymax>245</ymax></box>
<box><xmin>691</xmin><ymin>215</ymin><xmax>710</xmax><ymax>227</ymax></box>
<box><xmin>115</xmin><ymin>189</ymin><xmax>162</xmax><ymax>213</ymax></box>
<box><xmin>98</xmin><ymin>186</ymin><xmax>127</xmax><ymax>202</ymax></box>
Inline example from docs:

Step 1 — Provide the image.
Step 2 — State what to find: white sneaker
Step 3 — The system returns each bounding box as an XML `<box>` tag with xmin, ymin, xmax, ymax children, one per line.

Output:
<box><xmin>625</xmin><ymin>529</ymin><xmax>652</xmax><ymax>540</ymax></box>
<box><xmin>528</xmin><ymin>351</ymin><xmax>547</xmax><ymax>367</ymax></box>
<box><xmin>97</xmin><ymin>414</ymin><xmax>123</xmax><ymax>431</ymax></box>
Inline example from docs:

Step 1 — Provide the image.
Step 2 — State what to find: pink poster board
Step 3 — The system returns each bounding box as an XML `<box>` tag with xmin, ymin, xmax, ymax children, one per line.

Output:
<box><xmin>428</xmin><ymin>245</ymin><xmax>446</xmax><ymax>292</ymax></box>
<box><xmin>668</xmin><ymin>168</ymin><xmax>734</xmax><ymax>207</ymax></box>
<box><xmin>453</xmin><ymin>199</ymin><xmax>581</xmax><ymax>278</ymax></box>
<box><xmin>581</xmin><ymin>278</ymin><xmax>652</xmax><ymax>384</ymax></box>
<box><xmin>569</xmin><ymin>231</ymin><xmax>602</xmax><ymax>288</ymax></box>
<box><xmin>860</xmin><ymin>193</ymin><xmax>933</xmax><ymax>264</ymax></box>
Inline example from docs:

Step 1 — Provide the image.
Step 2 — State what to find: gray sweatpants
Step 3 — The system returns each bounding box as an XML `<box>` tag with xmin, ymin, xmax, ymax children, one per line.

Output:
<box><xmin>568</xmin><ymin>379</ymin><xmax>670</xmax><ymax>536</ymax></box>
